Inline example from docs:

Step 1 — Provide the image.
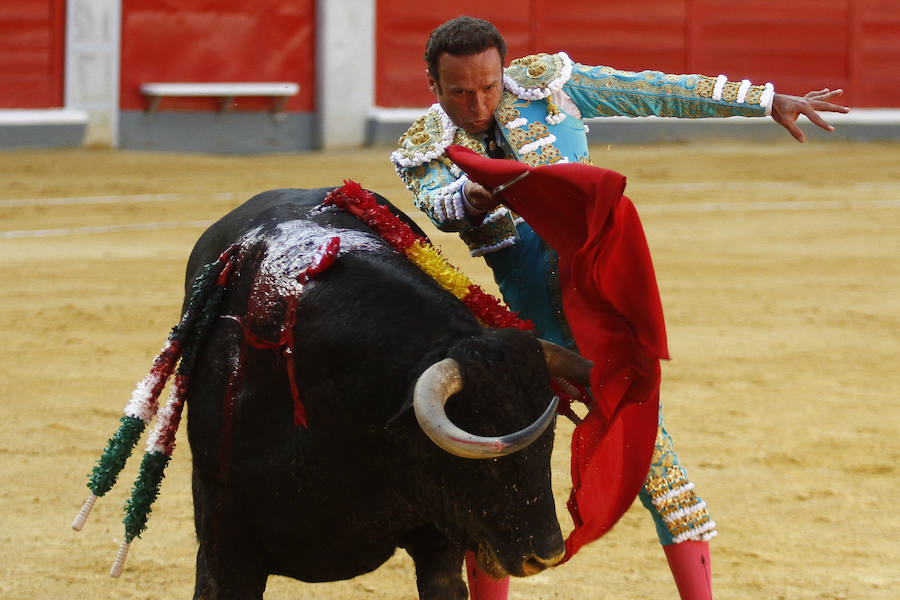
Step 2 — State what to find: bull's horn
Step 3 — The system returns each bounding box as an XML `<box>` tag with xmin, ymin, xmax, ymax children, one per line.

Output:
<box><xmin>413</xmin><ymin>358</ymin><xmax>558</xmax><ymax>460</ymax></box>
<box><xmin>538</xmin><ymin>339</ymin><xmax>593</xmax><ymax>386</ymax></box>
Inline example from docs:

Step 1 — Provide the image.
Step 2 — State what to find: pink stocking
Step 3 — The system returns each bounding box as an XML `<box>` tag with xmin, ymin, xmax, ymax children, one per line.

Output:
<box><xmin>464</xmin><ymin>551</ymin><xmax>510</xmax><ymax>600</ymax></box>
<box><xmin>663</xmin><ymin>540</ymin><xmax>713</xmax><ymax>600</ymax></box>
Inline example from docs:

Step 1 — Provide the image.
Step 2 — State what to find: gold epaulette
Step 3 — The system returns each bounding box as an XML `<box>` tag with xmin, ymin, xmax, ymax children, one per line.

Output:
<box><xmin>503</xmin><ymin>52</ymin><xmax>574</xmax><ymax>100</ymax></box>
<box><xmin>391</xmin><ymin>105</ymin><xmax>455</xmax><ymax>169</ymax></box>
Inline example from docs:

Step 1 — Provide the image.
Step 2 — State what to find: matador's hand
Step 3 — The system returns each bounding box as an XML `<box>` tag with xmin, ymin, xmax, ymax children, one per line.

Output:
<box><xmin>462</xmin><ymin>180</ymin><xmax>501</xmax><ymax>219</ymax></box>
<box><xmin>771</xmin><ymin>88</ymin><xmax>850</xmax><ymax>143</ymax></box>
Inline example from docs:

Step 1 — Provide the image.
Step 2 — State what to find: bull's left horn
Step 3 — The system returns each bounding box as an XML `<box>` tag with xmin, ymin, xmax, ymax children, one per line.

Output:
<box><xmin>413</xmin><ymin>358</ymin><xmax>558</xmax><ymax>459</ymax></box>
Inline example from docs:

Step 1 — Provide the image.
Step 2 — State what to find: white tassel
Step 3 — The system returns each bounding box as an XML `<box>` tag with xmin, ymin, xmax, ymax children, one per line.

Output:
<box><xmin>736</xmin><ymin>79</ymin><xmax>752</xmax><ymax>104</ymax></box>
<box><xmin>760</xmin><ymin>82</ymin><xmax>775</xmax><ymax>110</ymax></box>
<box><xmin>712</xmin><ymin>75</ymin><xmax>727</xmax><ymax>101</ymax></box>
<box><xmin>71</xmin><ymin>494</ymin><xmax>98</xmax><ymax>531</ymax></box>
<box><xmin>110</xmin><ymin>540</ymin><xmax>131</xmax><ymax>578</ymax></box>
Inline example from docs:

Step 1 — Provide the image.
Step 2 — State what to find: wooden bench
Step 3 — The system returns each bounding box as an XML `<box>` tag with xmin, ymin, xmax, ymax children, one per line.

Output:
<box><xmin>140</xmin><ymin>82</ymin><xmax>300</xmax><ymax>114</ymax></box>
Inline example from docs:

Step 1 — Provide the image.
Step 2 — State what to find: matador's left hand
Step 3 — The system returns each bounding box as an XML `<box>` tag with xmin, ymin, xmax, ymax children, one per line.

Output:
<box><xmin>772</xmin><ymin>88</ymin><xmax>850</xmax><ymax>143</ymax></box>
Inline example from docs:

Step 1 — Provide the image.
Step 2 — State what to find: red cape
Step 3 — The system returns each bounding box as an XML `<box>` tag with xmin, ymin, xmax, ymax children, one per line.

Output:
<box><xmin>446</xmin><ymin>145</ymin><xmax>668</xmax><ymax>560</ymax></box>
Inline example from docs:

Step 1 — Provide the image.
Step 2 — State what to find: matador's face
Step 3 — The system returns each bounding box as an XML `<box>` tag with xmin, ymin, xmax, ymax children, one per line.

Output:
<box><xmin>427</xmin><ymin>47</ymin><xmax>504</xmax><ymax>136</ymax></box>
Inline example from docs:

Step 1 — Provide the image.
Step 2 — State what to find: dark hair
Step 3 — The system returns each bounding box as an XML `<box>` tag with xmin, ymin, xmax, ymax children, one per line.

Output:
<box><xmin>424</xmin><ymin>16</ymin><xmax>507</xmax><ymax>83</ymax></box>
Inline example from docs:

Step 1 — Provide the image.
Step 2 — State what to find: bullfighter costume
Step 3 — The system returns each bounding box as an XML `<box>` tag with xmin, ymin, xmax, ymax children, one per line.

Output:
<box><xmin>392</xmin><ymin>52</ymin><xmax>774</xmax><ymax>598</ymax></box>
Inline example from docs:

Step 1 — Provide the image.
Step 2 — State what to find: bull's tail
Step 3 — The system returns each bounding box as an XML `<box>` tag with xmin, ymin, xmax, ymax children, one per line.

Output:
<box><xmin>73</xmin><ymin>245</ymin><xmax>238</xmax><ymax>577</ymax></box>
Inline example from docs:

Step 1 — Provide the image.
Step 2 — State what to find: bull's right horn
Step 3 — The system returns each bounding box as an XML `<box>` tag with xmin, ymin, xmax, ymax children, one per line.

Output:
<box><xmin>538</xmin><ymin>339</ymin><xmax>593</xmax><ymax>386</ymax></box>
<box><xmin>413</xmin><ymin>358</ymin><xmax>557</xmax><ymax>460</ymax></box>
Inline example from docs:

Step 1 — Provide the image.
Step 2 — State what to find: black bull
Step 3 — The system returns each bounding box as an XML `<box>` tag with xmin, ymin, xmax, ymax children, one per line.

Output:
<box><xmin>183</xmin><ymin>187</ymin><xmax>591</xmax><ymax>599</ymax></box>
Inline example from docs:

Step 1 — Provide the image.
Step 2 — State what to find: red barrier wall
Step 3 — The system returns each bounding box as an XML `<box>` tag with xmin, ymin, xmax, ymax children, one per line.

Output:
<box><xmin>120</xmin><ymin>0</ymin><xmax>316</xmax><ymax>112</ymax></box>
<box><xmin>0</xmin><ymin>0</ymin><xmax>65</xmax><ymax>108</ymax></box>
<box><xmin>1</xmin><ymin>2</ymin><xmax>897</xmax><ymax>113</ymax></box>
<box><xmin>375</xmin><ymin>0</ymin><xmax>900</xmax><ymax>108</ymax></box>
<box><xmin>376</xmin><ymin>2</ymin><xmax>537</xmax><ymax>107</ymax></box>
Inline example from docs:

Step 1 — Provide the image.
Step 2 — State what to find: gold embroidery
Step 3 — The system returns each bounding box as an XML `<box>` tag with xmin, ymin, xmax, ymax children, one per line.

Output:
<box><xmin>538</xmin><ymin>145</ymin><xmax>563</xmax><ymax>164</ymax></box>
<box><xmin>695</xmin><ymin>75</ymin><xmax>717</xmax><ymax>98</ymax></box>
<box><xmin>521</xmin><ymin>152</ymin><xmax>545</xmax><ymax>167</ymax></box>
<box><xmin>496</xmin><ymin>90</ymin><xmax>523</xmax><ymax>120</ymax></box>
<box><xmin>569</xmin><ymin>66</ymin><xmax>767</xmax><ymax>118</ymax></box>
<box><xmin>642</xmin><ymin>429</ymin><xmax>716</xmax><ymax>541</ymax></box>
<box><xmin>496</xmin><ymin>105</ymin><xmax>521</xmax><ymax>126</ymax></box>
<box><xmin>507</xmin><ymin>127</ymin><xmax>528</xmax><ymax>146</ymax></box>
<box><xmin>527</xmin><ymin>121</ymin><xmax>550</xmax><ymax>139</ymax></box>
<box><xmin>395</xmin><ymin>111</ymin><xmax>447</xmax><ymax>164</ymax></box>
<box><xmin>460</xmin><ymin>212</ymin><xmax>518</xmax><ymax>254</ymax></box>
<box><xmin>411</xmin><ymin>132</ymin><xmax>431</xmax><ymax>145</ymax></box>
<box><xmin>745</xmin><ymin>85</ymin><xmax>765</xmax><ymax>105</ymax></box>
<box><xmin>452</xmin><ymin>128</ymin><xmax>486</xmax><ymax>154</ymax></box>
<box><xmin>527</xmin><ymin>62</ymin><xmax>548</xmax><ymax>78</ymax></box>
<box><xmin>722</xmin><ymin>81</ymin><xmax>740</xmax><ymax>103</ymax></box>
<box><xmin>506</xmin><ymin>53</ymin><xmax>567</xmax><ymax>91</ymax></box>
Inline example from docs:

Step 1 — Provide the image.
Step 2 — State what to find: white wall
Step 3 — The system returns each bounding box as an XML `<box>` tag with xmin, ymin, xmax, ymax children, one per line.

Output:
<box><xmin>315</xmin><ymin>0</ymin><xmax>376</xmax><ymax>148</ymax></box>
<box><xmin>65</xmin><ymin>0</ymin><xmax>122</xmax><ymax>147</ymax></box>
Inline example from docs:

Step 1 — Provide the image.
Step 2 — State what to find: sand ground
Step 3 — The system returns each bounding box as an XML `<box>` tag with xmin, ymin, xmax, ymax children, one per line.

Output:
<box><xmin>1</xmin><ymin>140</ymin><xmax>898</xmax><ymax>599</ymax></box>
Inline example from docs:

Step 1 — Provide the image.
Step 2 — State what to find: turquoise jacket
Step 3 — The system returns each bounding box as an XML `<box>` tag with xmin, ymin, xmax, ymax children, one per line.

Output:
<box><xmin>392</xmin><ymin>51</ymin><xmax>773</xmax><ymax>256</ymax></box>
<box><xmin>392</xmin><ymin>52</ymin><xmax>773</xmax><ymax>345</ymax></box>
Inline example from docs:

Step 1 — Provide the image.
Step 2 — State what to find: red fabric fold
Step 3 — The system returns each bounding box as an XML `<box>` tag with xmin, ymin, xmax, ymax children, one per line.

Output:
<box><xmin>446</xmin><ymin>145</ymin><xmax>668</xmax><ymax>560</ymax></box>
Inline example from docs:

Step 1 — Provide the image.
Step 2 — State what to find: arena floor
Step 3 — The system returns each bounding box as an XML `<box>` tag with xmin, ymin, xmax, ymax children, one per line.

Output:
<box><xmin>1</xmin><ymin>139</ymin><xmax>898</xmax><ymax>599</ymax></box>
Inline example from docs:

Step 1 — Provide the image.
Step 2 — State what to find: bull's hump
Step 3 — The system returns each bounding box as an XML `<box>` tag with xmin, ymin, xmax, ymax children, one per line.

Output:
<box><xmin>241</xmin><ymin>219</ymin><xmax>391</xmax><ymax>290</ymax></box>
<box><xmin>234</xmin><ymin>219</ymin><xmax>394</xmax><ymax>339</ymax></box>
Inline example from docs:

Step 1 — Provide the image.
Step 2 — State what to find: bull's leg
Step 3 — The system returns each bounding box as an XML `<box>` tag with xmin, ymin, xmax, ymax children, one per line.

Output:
<box><xmin>402</xmin><ymin>525</ymin><xmax>468</xmax><ymax>600</ymax></box>
<box><xmin>193</xmin><ymin>533</ymin><xmax>268</xmax><ymax>600</ymax></box>
<box><xmin>192</xmin><ymin>473</ymin><xmax>268</xmax><ymax>600</ymax></box>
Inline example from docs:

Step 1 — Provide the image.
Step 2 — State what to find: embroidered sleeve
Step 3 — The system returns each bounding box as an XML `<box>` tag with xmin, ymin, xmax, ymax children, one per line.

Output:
<box><xmin>393</xmin><ymin>155</ymin><xmax>469</xmax><ymax>231</ymax></box>
<box><xmin>391</xmin><ymin>107</ymin><xmax>520</xmax><ymax>254</ymax></box>
<box><xmin>392</xmin><ymin>149</ymin><xmax>519</xmax><ymax>256</ymax></box>
<box><xmin>391</xmin><ymin>107</ymin><xmax>468</xmax><ymax>231</ymax></box>
<box><xmin>564</xmin><ymin>63</ymin><xmax>774</xmax><ymax>119</ymax></box>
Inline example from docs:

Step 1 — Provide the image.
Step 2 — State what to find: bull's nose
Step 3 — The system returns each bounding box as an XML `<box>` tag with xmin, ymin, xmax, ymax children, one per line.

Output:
<box><xmin>521</xmin><ymin>548</ymin><xmax>566</xmax><ymax>576</ymax></box>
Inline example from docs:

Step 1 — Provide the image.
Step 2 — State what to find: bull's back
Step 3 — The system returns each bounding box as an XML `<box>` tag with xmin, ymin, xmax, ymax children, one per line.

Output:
<box><xmin>184</xmin><ymin>188</ymin><xmax>425</xmax><ymax>294</ymax></box>
<box><xmin>184</xmin><ymin>188</ymin><xmax>333</xmax><ymax>294</ymax></box>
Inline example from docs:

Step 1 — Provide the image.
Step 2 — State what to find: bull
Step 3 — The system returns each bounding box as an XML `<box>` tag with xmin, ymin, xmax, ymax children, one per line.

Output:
<box><xmin>177</xmin><ymin>186</ymin><xmax>592</xmax><ymax>599</ymax></box>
